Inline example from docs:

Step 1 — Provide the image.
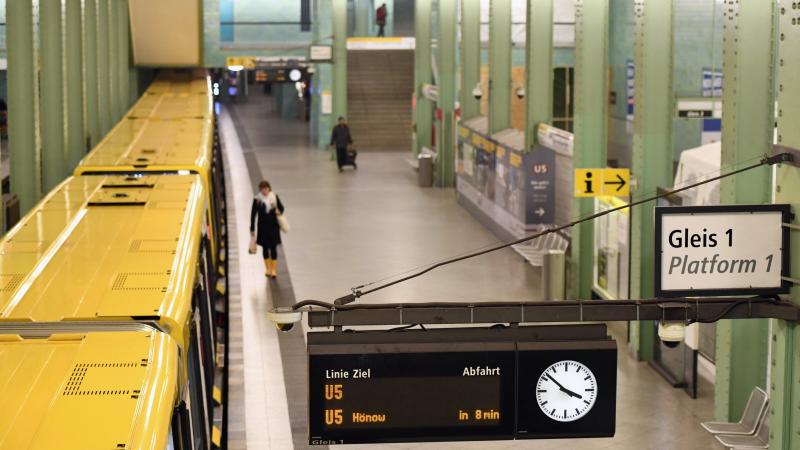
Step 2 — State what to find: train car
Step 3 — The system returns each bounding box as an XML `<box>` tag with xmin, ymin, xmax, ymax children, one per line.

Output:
<box><xmin>0</xmin><ymin>174</ymin><xmax>219</xmax><ymax>449</ymax></box>
<box><xmin>0</xmin><ymin>328</ymin><xmax>206</xmax><ymax>449</ymax></box>
<box><xmin>74</xmin><ymin>70</ymin><xmax>225</xmax><ymax>273</ymax></box>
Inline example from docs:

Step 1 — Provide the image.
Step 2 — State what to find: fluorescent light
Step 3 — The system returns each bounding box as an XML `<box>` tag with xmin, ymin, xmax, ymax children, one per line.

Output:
<box><xmin>228</xmin><ymin>65</ymin><xmax>244</xmax><ymax>72</ymax></box>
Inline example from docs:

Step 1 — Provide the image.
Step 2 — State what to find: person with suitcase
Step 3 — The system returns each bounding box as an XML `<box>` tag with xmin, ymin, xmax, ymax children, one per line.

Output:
<box><xmin>330</xmin><ymin>116</ymin><xmax>356</xmax><ymax>172</ymax></box>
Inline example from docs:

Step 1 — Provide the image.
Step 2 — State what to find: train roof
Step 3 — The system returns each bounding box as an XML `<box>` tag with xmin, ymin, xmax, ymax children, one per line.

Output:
<box><xmin>0</xmin><ymin>330</ymin><xmax>178</xmax><ymax>450</ymax></box>
<box><xmin>0</xmin><ymin>175</ymin><xmax>204</xmax><ymax>347</ymax></box>
<box><xmin>75</xmin><ymin>116</ymin><xmax>212</xmax><ymax>176</ymax></box>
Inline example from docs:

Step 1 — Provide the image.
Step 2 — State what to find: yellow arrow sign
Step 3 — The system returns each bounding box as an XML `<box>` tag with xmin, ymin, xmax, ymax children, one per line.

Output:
<box><xmin>574</xmin><ymin>168</ymin><xmax>630</xmax><ymax>197</ymax></box>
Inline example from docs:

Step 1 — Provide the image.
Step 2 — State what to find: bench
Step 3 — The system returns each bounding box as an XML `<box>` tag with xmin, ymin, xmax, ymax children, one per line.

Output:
<box><xmin>715</xmin><ymin>408</ymin><xmax>769</xmax><ymax>449</ymax></box>
<box><xmin>701</xmin><ymin>387</ymin><xmax>768</xmax><ymax>436</ymax></box>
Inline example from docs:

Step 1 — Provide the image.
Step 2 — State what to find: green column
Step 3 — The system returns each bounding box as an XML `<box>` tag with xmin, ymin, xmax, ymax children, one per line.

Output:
<box><xmin>83</xmin><ymin>0</ymin><xmax>100</xmax><ymax>148</ymax></box>
<box><xmin>107</xmin><ymin>0</ymin><xmax>120</xmax><ymax>122</ymax></box>
<box><xmin>488</xmin><ymin>0</ymin><xmax>511</xmax><ymax>134</ymax></box>
<box><xmin>332</xmin><ymin>0</ymin><xmax>348</xmax><ymax>155</ymax></box>
<box><xmin>413</xmin><ymin>0</ymin><xmax>432</xmax><ymax>156</ymax></box>
<box><xmin>314</xmin><ymin>0</ymin><xmax>334</xmax><ymax>148</ymax></box>
<box><xmin>97</xmin><ymin>0</ymin><xmax>111</xmax><ymax>135</ymax></box>
<box><xmin>714</xmin><ymin>0</ymin><xmax>775</xmax><ymax>423</ymax></box>
<box><xmin>628</xmin><ymin>0</ymin><xmax>673</xmax><ymax>360</ymax></box>
<box><xmin>524</xmin><ymin>0</ymin><xmax>553</xmax><ymax>149</ymax></box>
<box><xmin>65</xmin><ymin>0</ymin><xmax>85</xmax><ymax>171</ymax></box>
<box><xmin>7</xmin><ymin>0</ymin><xmax>41</xmax><ymax>213</ymax></box>
<box><xmin>570</xmin><ymin>0</ymin><xmax>609</xmax><ymax>300</ymax></box>
<box><xmin>118</xmin><ymin>0</ymin><xmax>131</xmax><ymax>112</ymax></box>
<box><xmin>355</xmin><ymin>0</ymin><xmax>370</xmax><ymax>36</ymax></box>
<box><xmin>40</xmin><ymin>0</ymin><xmax>66</xmax><ymax>192</ymax></box>
<box><xmin>435</xmin><ymin>0</ymin><xmax>456</xmax><ymax>187</ymax></box>
<box><xmin>770</xmin><ymin>1</ymin><xmax>800</xmax><ymax>448</ymax></box>
<box><xmin>459</xmin><ymin>0</ymin><xmax>480</xmax><ymax>121</ymax></box>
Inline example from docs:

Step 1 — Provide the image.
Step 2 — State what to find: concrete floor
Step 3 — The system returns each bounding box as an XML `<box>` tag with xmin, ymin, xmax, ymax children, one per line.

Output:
<box><xmin>224</xmin><ymin>92</ymin><xmax>725</xmax><ymax>450</ymax></box>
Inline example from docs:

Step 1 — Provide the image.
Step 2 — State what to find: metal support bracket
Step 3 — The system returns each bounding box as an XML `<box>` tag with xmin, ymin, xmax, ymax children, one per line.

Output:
<box><xmin>299</xmin><ymin>297</ymin><xmax>800</xmax><ymax>328</ymax></box>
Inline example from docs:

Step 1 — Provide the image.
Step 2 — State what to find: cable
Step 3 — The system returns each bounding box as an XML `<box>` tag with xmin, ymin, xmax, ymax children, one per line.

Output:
<box><xmin>332</xmin><ymin>152</ymin><xmax>792</xmax><ymax>305</ymax></box>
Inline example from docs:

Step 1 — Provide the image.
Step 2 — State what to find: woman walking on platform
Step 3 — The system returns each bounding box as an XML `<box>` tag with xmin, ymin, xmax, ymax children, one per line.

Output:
<box><xmin>250</xmin><ymin>180</ymin><xmax>286</xmax><ymax>278</ymax></box>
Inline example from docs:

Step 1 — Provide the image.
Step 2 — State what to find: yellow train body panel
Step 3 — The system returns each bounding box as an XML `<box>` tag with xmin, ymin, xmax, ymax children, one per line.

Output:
<box><xmin>0</xmin><ymin>175</ymin><xmax>204</xmax><ymax>354</ymax></box>
<box><xmin>0</xmin><ymin>330</ymin><xmax>178</xmax><ymax>450</ymax></box>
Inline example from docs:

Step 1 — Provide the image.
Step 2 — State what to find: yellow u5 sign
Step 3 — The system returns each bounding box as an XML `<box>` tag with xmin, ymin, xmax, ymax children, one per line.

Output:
<box><xmin>574</xmin><ymin>168</ymin><xmax>630</xmax><ymax>197</ymax></box>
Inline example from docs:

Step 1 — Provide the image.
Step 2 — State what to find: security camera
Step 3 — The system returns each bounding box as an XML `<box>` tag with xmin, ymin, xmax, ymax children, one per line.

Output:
<box><xmin>658</xmin><ymin>321</ymin><xmax>686</xmax><ymax>348</ymax></box>
<box><xmin>267</xmin><ymin>308</ymin><xmax>303</xmax><ymax>332</ymax></box>
<box><xmin>515</xmin><ymin>87</ymin><xmax>525</xmax><ymax>99</ymax></box>
<box><xmin>472</xmin><ymin>84</ymin><xmax>483</xmax><ymax>100</ymax></box>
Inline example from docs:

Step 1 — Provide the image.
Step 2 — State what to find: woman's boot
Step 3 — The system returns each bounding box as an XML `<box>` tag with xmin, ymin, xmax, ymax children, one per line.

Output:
<box><xmin>269</xmin><ymin>259</ymin><xmax>278</xmax><ymax>278</ymax></box>
<box><xmin>264</xmin><ymin>258</ymin><xmax>272</xmax><ymax>277</ymax></box>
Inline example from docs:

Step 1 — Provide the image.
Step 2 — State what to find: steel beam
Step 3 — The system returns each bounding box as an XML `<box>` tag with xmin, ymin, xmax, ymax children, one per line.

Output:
<box><xmin>435</xmin><ymin>0</ymin><xmax>456</xmax><ymax>187</ymax></box>
<box><xmin>715</xmin><ymin>0</ymin><xmax>776</xmax><ymax>423</ymax></box>
<box><xmin>83</xmin><ymin>0</ymin><xmax>100</xmax><ymax>148</ymax></box>
<box><xmin>628</xmin><ymin>0</ymin><xmax>673</xmax><ymax>361</ymax></box>
<box><xmin>332</xmin><ymin>0</ymin><xmax>348</xmax><ymax>123</ymax></box>
<box><xmin>459</xmin><ymin>0</ymin><xmax>480</xmax><ymax>121</ymax></box>
<box><xmin>770</xmin><ymin>2</ymin><xmax>800</xmax><ymax>448</ymax></box>
<box><xmin>107</xmin><ymin>0</ymin><xmax>120</xmax><ymax>123</ymax></box>
<box><xmin>118</xmin><ymin>0</ymin><xmax>131</xmax><ymax>112</ymax></box>
<box><xmin>65</xmin><ymin>0</ymin><xmax>85</xmax><ymax>171</ymax></box>
<box><xmin>7</xmin><ymin>0</ymin><xmax>41</xmax><ymax>214</ymax></box>
<box><xmin>524</xmin><ymin>0</ymin><xmax>553</xmax><ymax>150</ymax></box>
<box><xmin>96</xmin><ymin>0</ymin><xmax>111</xmax><ymax>135</ymax></box>
<box><xmin>303</xmin><ymin>298</ymin><xmax>800</xmax><ymax>328</ymax></box>
<box><xmin>570</xmin><ymin>0</ymin><xmax>609</xmax><ymax>301</ymax></box>
<box><xmin>488</xmin><ymin>0</ymin><xmax>511</xmax><ymax>134</ymax></box>
<box><xmin>40</xmin><ymin>0</ymin><xmax>66</xmax><ymax>192</ymax></box>
<box><xmin>413</xmin><ymin>0</ymin><xmax>433</xmax><ymax>157</ymax></box>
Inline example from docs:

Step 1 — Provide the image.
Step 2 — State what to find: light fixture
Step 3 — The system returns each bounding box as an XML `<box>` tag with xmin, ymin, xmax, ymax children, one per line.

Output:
<box><xmin>227</xmin><ymin>65</ymin><xmax>244</xmax><ymax>72</ymax></box>
<box><xmin>289</xmin><ymin>68</ymin><xmax>303</xmax><ymax>82</ymax></box>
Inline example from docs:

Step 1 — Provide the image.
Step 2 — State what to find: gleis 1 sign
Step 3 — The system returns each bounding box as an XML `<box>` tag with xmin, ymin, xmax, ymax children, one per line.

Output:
<box><xmin>654</xmin><ymin>205</ymin><xmax>791</xmax><ymax>297</ymax></box>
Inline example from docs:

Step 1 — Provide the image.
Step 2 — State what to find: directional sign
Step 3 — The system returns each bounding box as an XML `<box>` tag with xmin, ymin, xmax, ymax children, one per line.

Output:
<box><xmin>655</xmin><ymin>205</ymin><xmax>791</xmax><ymax>297</ymax></box>
<box><xmin>308</xmin><ymin>326</ymin><xmax>617</xmax><ymax>445</ymax></box>
<box><xmin>574</xmin><ymin>168</ymin><xmax>630</xmax><ymax>197</ymax></box>
<box><xmin>225</xmin><ymin>56</ymin><xmax>256</xmax><ymax>69</ymax></box>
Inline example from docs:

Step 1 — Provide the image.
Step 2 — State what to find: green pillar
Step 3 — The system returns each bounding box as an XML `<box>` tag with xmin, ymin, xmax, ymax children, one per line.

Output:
<box><xmin>714</xmin><ymin>0</ymin><xmax>775</xmax><ymax>423</ymax></box>
<box><xmin>108</xmin><ymin>0</ymin><xmax>121</xmax><ymax>122</ymax></box>
<box><xmin>628</xmin><ymin>0</ymin><xmax>673</xmax><ymax>360</ymax></box>
<box><xmin>524</xmin><ymin>0</ymin><xmax>553</xmax><ymax>149</ymax></box>
<box><xmin>314</xmin><ymin>0</ymin><xmax>334</xmax><ymax>148</ymax></box>
<box><xmin>488</xmin><ymin>0</ymin><xmax>511</xmax><ymax>134</ymax></box>
<box><xmin>83</xmin><ymin>0</ymin><xmax>100</xmax><ymax>148</ymax></box>
<box><xmin>7</xmin><ymin>0</ymin><xmax>41</xmax><ymax>213</ymax></box>
<box><xmin>332</xmin><ymin>0</ymin><xmax>348</xmax><ymax>157</ymax></box>
<box><xmin>65</xmin><ymin>0</ymin><xmax>85</xmax><ymax>171</ymax></box>
<box><xmin>770</xmin><ymin>1</ymin><xmax>800</xmax><ymax>448</ymax></box>
<box><xmin>413</xmin><ymin>0</ymin><xmax>432</xmax><ymax>156</ymax></box>
<box><xmin>355</xmin><ymin>0</ymin><xmax>370</xmax><ymax>36</ymax></box>
<box><xmin>118</xmin><ymin>0</ymin><xmax>131</xmax><ymax>112</ymax></box>
<box><xmin>97</xmin><ymin>0</ymin><xmax>111</xmax><ymax>135</ymax></box>
<box><xmin>570</xmin><ymin>0</ymin><xmax>609</xmax><ymax>300</ymax></box>
<box><xmin>40</xmin><ymin>0</ymin><xmax>66</xmax><ymax>192</ymax></box>
<box><xmin>459</xmin><ymin>0</ymin><xmax>480</xmax><ymax>121</ymax></box>
<box><xmin>435</xmin><ymin>0</ymin><xmax>456</xmax><ymax>187</ymax></box>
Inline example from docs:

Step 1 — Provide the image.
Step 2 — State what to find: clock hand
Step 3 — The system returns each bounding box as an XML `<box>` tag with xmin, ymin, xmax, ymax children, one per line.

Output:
<box><xmin>545</xmin><ymin>373</ymin><xmax>583</xmax><ymax>399</ymax></box>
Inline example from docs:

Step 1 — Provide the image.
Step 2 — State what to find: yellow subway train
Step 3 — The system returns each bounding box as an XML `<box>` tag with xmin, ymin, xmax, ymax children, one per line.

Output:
<box><xmin>0</xmin><ymin>70</ymin><xmax>228</xmax><ymax>450</ymax></box>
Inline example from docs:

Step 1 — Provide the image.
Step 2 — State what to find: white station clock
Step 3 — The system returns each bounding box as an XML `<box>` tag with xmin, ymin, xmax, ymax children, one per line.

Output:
<box><xmin>535</xmin><ymin>360</ymin><xmax>598</xmax><ymax>422</ymax></box>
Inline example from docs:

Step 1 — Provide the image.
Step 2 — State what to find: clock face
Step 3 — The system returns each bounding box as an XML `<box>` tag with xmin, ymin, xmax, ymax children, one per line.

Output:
<box><xmin>535</xmin><ymin>360</ymin><xmax>597</xmax><ymax>422</ymax></box>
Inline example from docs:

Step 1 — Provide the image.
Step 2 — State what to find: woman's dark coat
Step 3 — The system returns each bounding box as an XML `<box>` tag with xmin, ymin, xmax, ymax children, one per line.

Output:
<box><xmin>250</xmin><ymin>195</ymin><xmax>285</xmax><ymax>248</ymax></box>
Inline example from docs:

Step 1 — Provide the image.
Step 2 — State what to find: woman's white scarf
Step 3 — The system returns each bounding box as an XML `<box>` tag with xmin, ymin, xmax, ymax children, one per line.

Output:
<box><xmin>257</xmin><ymin>191</ymin><xmax>277</xmax><ymax>213</ymax></box>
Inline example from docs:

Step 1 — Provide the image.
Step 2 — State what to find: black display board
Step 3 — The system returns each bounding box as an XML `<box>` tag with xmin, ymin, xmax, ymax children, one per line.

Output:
<box><xmin>308</xmin><ymin>326</ymin><xmax>617</xmax><ymax>445</ymax></box>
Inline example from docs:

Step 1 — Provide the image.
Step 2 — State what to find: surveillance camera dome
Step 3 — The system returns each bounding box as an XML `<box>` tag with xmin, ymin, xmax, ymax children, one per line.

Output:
<box><xmin>658</xmin><ymin>321</ymin><xmax>685</xmax><ymax>348</ymax></box>
<box><xmin>267</xmin><ymin>309</ymin><xmax>303</xmax><ymax>333</ymax></box>
<box><xmin>472</xmin><ymin>85</ymin><xmax>483</xmax><ymax>100</ymax></box>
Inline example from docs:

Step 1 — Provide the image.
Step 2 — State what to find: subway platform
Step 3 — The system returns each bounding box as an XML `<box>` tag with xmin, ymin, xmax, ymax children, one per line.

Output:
<box><xmin>221</xmin><ymin>92</ymin><xmax>724</xmax><ymax>450</ymax></box>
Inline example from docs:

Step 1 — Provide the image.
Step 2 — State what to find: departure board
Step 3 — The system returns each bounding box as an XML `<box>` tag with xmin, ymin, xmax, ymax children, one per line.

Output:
<box><xmin>308</xmin><ymin>344</ymin><xmax>516</xmax><ymax>444</ymax></box>
<box><xmin>308</xmin><ymin>326</ymin><xmax>617</xmax><ymax>445</ymax></box>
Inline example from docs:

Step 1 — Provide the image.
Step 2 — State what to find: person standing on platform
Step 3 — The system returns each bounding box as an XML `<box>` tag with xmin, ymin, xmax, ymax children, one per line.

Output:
<box><xmin>376</xmin><ymin>3</ymin><xmax>388</xmax><ymax>37</ymax></box>
<box><xmin>249</xmin><ymin>180</ymin><xmax>285</xmax><ymax>278</ymax></box>
<box><xmin>330</xmin><ymin>116</ymin><xmax>353</xmax><ymax>172</ymax></box>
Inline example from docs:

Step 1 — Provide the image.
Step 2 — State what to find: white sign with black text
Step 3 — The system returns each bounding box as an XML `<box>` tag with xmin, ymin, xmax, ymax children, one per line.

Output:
<box><xmin>655</xmin><ymin>205</ymin><xmax>791</xmax><ymax>297</ymax></box>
